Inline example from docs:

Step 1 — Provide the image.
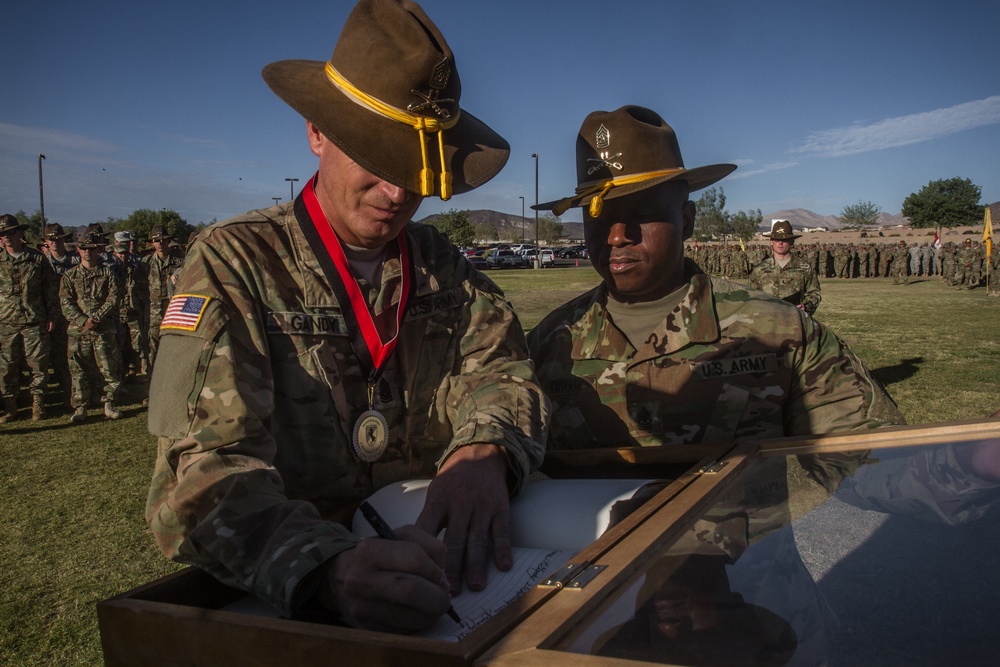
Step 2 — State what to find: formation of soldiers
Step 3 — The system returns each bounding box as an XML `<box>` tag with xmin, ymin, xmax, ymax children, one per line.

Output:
<box><xmin>0</xmin><ymin>216</ymin><xmax>185</xmax><ymax>425</ymax></box>
<box><xmin>686</xmin><ymin>237</ymin><xmax>999</xmax><ymax>290</ymax></box>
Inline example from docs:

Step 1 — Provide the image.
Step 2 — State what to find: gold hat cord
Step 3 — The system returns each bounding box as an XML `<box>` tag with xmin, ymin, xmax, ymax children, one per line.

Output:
<box><xmin>552</xmin><ymin>167</ymin><xmax>687</xmax><ymax>217</ymax></box>
<box><xmin>325</xmin><ymin>62</ymin><xmax>460</xmax><ymax>200</ymax></box>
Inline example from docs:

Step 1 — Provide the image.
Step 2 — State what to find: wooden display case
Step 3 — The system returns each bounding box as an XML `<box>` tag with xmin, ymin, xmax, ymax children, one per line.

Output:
<box><xmin>99</xmin><ymin>420</ymin><xmax>1000</xmax><ymax>666</ymax></box>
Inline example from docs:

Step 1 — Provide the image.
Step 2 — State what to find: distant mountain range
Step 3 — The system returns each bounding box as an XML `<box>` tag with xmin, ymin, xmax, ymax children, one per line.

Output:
<box><xmin>418</xmin><ymin>204</ymin><xmax>996</xmax><ymax>240</ymax></box>
<box><xmin>758</xmin><ymin>209</ymin><xmax>910</xmax><ymax>232</ymax></box>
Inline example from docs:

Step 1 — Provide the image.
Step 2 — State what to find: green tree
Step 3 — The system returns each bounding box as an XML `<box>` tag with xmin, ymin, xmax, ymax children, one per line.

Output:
<box><xmin>839</xmin><ymin>200</ymin><xmax>881</xmax><ymax>229</ymax></box>
<box><xmin>536</xmin><ymin>214</ymin><xmax>563</xmax><ymax>244</ymax></box>
<box><xmin>693</xmin><ymin>187</ymin><xmax>727</xmax><ymax>241</ymax></box>
<box><xmin>901</xmin><ymin>177</ymin><xmax>983</xmax><ymax>229</ymax></box>
<box><xmin>105</xmin><ymin>208</ymin><xmax>196</xmax><ymax>245</ymax></box>
<box><xmin>692</xmin><ymin>188</ymin><xmax>759</xmax><ymax>243</ymax></box>
<box><xmin>12</xmin><ymin>210</ymin><xmax>44</xmax><ymax>241</ymax></box>
<box><xmin>729</xmin><ymin>209</ymin><xmax>763</xmax><ymax>242</ymax></box>
<box><xmin>429</xmin><ymin>209</ymin><xmax>475</xmax><ymax>247</ymax></box>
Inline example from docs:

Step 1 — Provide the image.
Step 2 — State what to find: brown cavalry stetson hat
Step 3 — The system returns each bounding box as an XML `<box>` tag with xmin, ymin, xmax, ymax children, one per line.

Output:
<box><xmin>766</xmin><ymin>220</ymin><xmax>801</xmax><ymax>240</ymax></box>
<box><xmin>262</xmin><ymin>0</ymin><xmax>509</xmax><ymax>201</ymax></box>
<box><xmin>0</xmin><ymin>214</ymin><xmax>28</xmax><ymax>235</ymax></box>
<box><xmin>44</xmin><ymin>223</ymin><xmax>73</xmax><ymax>240</ymax></box>
<box><xmin>536</xmin><ymin>105</ymin><xmax>736</xmax><ymax>217</ymax></box>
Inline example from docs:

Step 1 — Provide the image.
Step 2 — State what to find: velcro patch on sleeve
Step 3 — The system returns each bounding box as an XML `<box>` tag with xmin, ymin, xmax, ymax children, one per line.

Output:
<box><xmin>161</xmin><ymin>294</ymin><xmax>212</xmax><ymax>331</ymax></box>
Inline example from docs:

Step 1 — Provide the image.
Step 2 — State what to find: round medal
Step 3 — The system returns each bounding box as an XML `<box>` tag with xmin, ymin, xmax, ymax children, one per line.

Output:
<box><xmin>352</xmin><ymin>410</ymin><xmax>389</xmax><ymax>462</ymax></box>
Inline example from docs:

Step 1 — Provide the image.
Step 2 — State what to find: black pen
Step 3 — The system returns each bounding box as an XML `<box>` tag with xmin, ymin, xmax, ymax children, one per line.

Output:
<box><xmin>358</xmin><ymin>501</ymin><xmax>462</xmax><ymax>625</ymax></box>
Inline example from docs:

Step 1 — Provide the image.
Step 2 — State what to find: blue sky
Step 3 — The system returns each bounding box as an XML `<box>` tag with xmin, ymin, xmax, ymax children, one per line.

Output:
<box><xmin>3</xmin><ymin>0</ymin><xmax>998</xmax><ymax>229</ymax></box>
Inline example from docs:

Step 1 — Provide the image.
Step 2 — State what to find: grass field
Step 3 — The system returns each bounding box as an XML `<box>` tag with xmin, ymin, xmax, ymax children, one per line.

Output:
<box><xmin>1</xmin><ymin>268</ymin><xmax>998</xmax><ymax>666</ymax></box>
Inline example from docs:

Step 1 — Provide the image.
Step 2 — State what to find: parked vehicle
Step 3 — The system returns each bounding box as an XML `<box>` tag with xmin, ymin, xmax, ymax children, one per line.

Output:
<box><xmin>523</xmin><ymin>249</ymin><xmax>555</xmax><ymax>267</ymax></box>
<box><xmin>486</xmin><ymin>249</ymin><xmax>526</xmax><ymax>269</ymax></box>
<box><xmin>467</xmin><ymin>254</ymin><xmax>489</xmax><ymax>271</ymax></box>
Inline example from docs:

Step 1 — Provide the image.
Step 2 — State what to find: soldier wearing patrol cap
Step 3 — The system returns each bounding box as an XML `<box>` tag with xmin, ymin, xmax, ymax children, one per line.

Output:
<box><xmin>60</xmin><ymin>231</ymin><xmax>123</xmax><ymax>423</ymax></box>
<box><xmin>142</xmin><ymin>225</ymin><xmax>182</xmax><ymax>370</ymax></box>
<box><xmin>749</xmin><ymin>220</ymin><xmax>822</xmax><ymax>315</ymax></box>
<box><xmin>43</xmin><ymin>223</ymin><xmax>81</xmax><ymax>405</ymax></box>
<box><xmin>0</xmin><ymin>214</ymin><xmax>59</xmax><ymax>422</ymax></box>
<box><xmin>111</xmin><ymin>237</ymin><xmax>149</xmax><ymax>379</ymax></box>
<box><xmin>145</xmin><ymin>0</ymin><xmax>545</xmax><ymax>633</ymax></box>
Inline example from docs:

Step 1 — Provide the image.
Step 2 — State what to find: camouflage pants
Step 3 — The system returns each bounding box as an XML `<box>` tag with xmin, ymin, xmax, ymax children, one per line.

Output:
<box><xmin>120</xmin><ymin>314</ymin><xmax>148</xmax><ymax>375</ymax></box>
<box><xmin>953</xmin><ymin>264</ymin><xmax>980</xmax><ymax>289</ymax></box>
<box><xmin>68</xmin><ymin>331</ymin><xmax>121</xmax><ymax>408</ymax></box>
<box><xmin>0</xmin><ymin>323</ymin><xmax>49</xmax><ymax>399</ymax></box>
<box><xmin>148</xmin><ymin>315</ymin><xmax>164</xmax><ymax>371</ymax></box>
<box><xmin>48</xmin><ymin>320</ymin><xmax>72</xmax><ymax>398</ymax></box>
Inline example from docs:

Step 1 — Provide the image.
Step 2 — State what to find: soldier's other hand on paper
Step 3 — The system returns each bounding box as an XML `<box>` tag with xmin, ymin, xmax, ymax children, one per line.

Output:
<box><xmin>416</xmin><ymin>443</ymin><xmax>512</xmax><ymax>594</ymax></box>
<box><xmin>320</xmin><ymin>525</ymin><xmax>450</xmax><ymax>632</ymax></box>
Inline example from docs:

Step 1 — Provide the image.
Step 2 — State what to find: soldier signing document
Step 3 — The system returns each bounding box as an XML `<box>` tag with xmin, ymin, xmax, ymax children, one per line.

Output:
<box><xmin>146</xmin><ymin>0</ymin><xmax>547</xmax><ymax>633</ymax></box>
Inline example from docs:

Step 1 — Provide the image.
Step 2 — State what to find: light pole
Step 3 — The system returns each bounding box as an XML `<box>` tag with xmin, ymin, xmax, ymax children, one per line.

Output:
<box><xmin>519</xmin><ymin>196</ymin><xmax>525</xmax><ymax>242</ymax></box>
<box><xmin>532</xmin><ymin>154</ymin><xmax>539</xmax><ymax>268</ymax></box>
<box><xmin>285</xmin><ymin>177</ymin><xmax>299</xmax><ymax>201</ymax></box>
<box><xmin>38</xmin><ymin>154</ymin><xmax>46</xmax><ymax>225</ymax></box>
<box><xmin>272</xmin><ymin>197</ymin><xmax>282</xmax><ymax>206</ymax></box>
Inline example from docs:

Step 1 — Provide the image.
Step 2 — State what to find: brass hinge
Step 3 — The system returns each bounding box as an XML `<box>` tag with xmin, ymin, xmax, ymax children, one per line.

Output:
<box><xmin>698</xmin><ymin>459</ymin><xmax>728</xmax><ymax>474</ymax></box>
<box><xmin>539</xmin><ymin>561</ymin><xmax>607</xmax><ymax>590</ymax></box>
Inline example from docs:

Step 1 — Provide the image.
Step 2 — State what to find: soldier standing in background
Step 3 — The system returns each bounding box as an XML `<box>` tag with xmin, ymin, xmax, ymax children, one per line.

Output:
<box><xmin>919</xmin><ymin>243</ymin><xmax>932</xmax><ymax>277</ymax></box>
<box><xmin>112</xmin><ymin>238</ymin><xmax>149</xmax><ymax>380</ymax></box>
<box><xmin>0</xmin><ymin>214</ymin><xmax>59</xmax><ymax>422</ymax></box>
<box><xmin>143</xmin><ymin>226</ymin><xmax>182</xmax><ymax>372</ymax></box>
<box><xmin>891</xmin><ymin>240</ymin><xmax>910</xmax><ymax>285</ymax></box>
<box><xmin>44</xmin><ymin>223</ymin><xmax>80</xmax><ymax>405</ymax></box>
<box><xmin>60</xmin><ymin>231</ymin><xmax>123</xmax><ymax>423</ymax></box>
<box><xmin>878</xmin><ymin>242</ymin><xmax>893</xmax><ymax>278</ymax></box>
<box><xmin>909</xmin><ymin>242</ymin><xmax>922</xmax><ymax>277</ymax></box>
<box><xmin>749</xmin><ymin>220</ymin><xmax>822</xmax><ymax>315</ymax></box>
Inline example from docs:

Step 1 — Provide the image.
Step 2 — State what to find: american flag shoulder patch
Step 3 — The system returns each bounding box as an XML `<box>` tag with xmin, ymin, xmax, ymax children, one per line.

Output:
<box><xmin>161</xmin><ymin>294</ymin><xmax>211</xmax><ymax>331</ymax></box>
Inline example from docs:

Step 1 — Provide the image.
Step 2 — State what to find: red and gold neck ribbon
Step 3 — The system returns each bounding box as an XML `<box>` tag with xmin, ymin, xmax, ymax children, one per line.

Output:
<box><xmin>301</xmin><ymin>175</ymin><xmax>411</xmax><ymax>371</ymax></box>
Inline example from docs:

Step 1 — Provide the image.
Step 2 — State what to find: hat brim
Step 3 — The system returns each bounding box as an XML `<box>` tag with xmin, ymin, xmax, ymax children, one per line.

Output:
<box><xmin>534</xmin><ymin>163</ymin><xmax>736</xmax><ymax>212</ymax></box>
<box><xmin>263</xmin><ymin>60</ymin><xmax>509</xmax><ymax>197</ymax></box>
<box><xmin>0</xmin><ymin>224</ymin><xmax>29</xmax><ymax>234</ymax></box>
<box><xmin>766</xmin><ymin>232</ymin><xmax>802</xmax><ymax>240</ymax></box>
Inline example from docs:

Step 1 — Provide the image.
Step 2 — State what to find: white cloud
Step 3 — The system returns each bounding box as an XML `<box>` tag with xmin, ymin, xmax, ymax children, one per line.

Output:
<box><xmin>0</xmin><ymin>122</ymin><xmax>117</xmax><ymax>157</ymax></box>
<box><xmin>793</xmin><ymin>95</ymin><xmax>1000</xmax><ymax>158</ymax></box>
<box><xmin>728</xmin><ymin>161</ymin><xmax>799</xmax><ymax>179</ymax></box>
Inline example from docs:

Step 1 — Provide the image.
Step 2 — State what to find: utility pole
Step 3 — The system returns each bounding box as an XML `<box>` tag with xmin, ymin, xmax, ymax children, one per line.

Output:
<box><xmin>532</xmin><ymin>154</ymin><xmax>539</xmax><ymax>269</ymax></box>
<box><xmin>38</xmin><ymin>154</ymin><xmax>46</xmax><ymax>224</ymax></box>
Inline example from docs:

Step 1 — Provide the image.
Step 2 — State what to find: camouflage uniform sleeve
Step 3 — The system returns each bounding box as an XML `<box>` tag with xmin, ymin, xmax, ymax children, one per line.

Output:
<box><xmin>800</xmin><ymin>265</ymin><xmax>822</xmax><ymax>315</ymax></box>
<box><xmin>748</xmin><ymin>263</ymin><xmax>764</xmax><ymax>291</ymax></box>
<box><xmin>41</xmin><ymin>255</ymin><xmax>59</xmax><ymax>323</ymax></box>
<box><xmin>836</xmin><ymin>445</ymin><xmax>1000</xmax><ymax>525</ymax></box>
<box><xmin>94</xmin><ymin>269</ymin><xmax>122</xmax><ymax>323</ymax></box>
<box><xmin>59</xmin><ymin>272</ymin><xmax>87</xmax><ymax>327</ymax></box>
<box><xmin>785</xmin><ymin>313</ymin><xmax>903</xmax><ymax>437</ymax></box>
<box><xmin>145</xmin><ymin>237</ymin><xmax>359</xmax><ymax>615</ymax></box>
<box><xmin>434</xmin><ymin>267</ymin><xmax>548</xmax><ymax>493</ymax></box>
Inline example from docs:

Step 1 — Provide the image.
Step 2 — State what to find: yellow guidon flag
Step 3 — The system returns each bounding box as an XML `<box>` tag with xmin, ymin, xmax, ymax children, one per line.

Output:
<box><xmin>739</xmin><ymin>237</ymin><xmax>746</xmax><ymax>253</ymax></box>
<box><xmin>984</xmin><ymin>206</ymin><xmax>993</xmax><ymax>258</ymax></box>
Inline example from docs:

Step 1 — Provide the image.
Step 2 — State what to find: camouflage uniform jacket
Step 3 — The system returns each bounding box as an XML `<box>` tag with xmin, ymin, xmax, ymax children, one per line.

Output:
<box><xmin>748</xmin><ymin>255</ymin><xmax>822</xmax><ymax>315</ymax></box>
<box><xmin>114</xmin><ymin>255</ymin><xmax>149</xmax><ymax>322</ymax></box>
<box><xmin>528</xmin><ymin>261</ymin><xmax>899</xmax><ymax>453</ymax></box>
<box><xmin>60</xmin><ymin>264</ymin><xmax>122</xmax><ymax>337</ymax></box>
<box><xmin>0</xmin><ymin>247</ymin><xmax>59</xmax><ymax>326</ymax></box>
<box><xmin>47</xmin><ymin>250</ymin><xmax>81</xmax><ymax>277</ymax></box>
<box><xmin>146</xmin><ymin>202</ymin><xmax>547</xmax><ymax>615</ymax></box>
<box><xmin>144</xmin><ymin>251</ymin><xmax>183</xmax><ymax>322</ymax></box>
